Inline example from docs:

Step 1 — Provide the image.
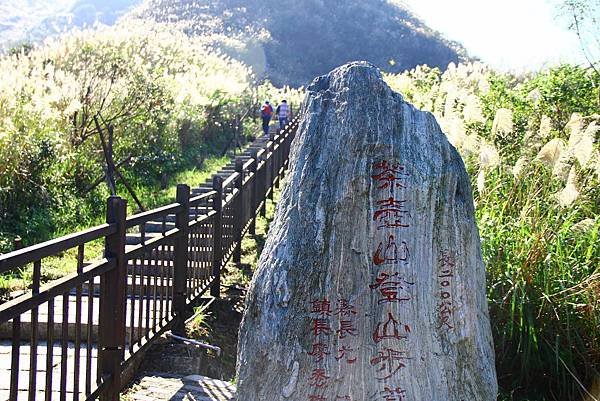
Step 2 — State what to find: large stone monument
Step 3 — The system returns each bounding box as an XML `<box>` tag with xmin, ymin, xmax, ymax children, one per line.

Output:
<box><xmin>236</xmin><ymin>62</ymin><xmax>497</xmax><ymax>401</ymax></box>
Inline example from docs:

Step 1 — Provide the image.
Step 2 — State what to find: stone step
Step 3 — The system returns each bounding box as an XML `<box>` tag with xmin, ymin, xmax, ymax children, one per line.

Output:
<box><xmin>191</xmin><ymin>187</ymin><xmax>215</xmax><ymax>194</ymax></box>
<box><xmin>69</xmin><ymin>274</ymin><xmax>175</xmax><ymax>298</ymax></box>
<box><xmin>144</xmin><ymin>221</ymin><xmax>176</xmax><ymax>233</ymax></box>
<box><xmin>126</xmin><ymin>226</ymin><xmax>213</xmax><ymax>245</ymax></box>
<box><xmin>126</xmin><ymin>232</ymin><xmax>162</xmax><ymax>246</ymax></box>
<box><xmin>125</xmin><ymin>247</ymin><xmax>213</xmax><ymax>267</ymax></box>
<box><xmin>161</xmin><ymin>211</ymin><xmax>212</xmax><ymax>223</ymax></box>
<box><xmin>195</xmin><ymin>184</ymin><xmax>214</xmax><ymax>189</ymax></box>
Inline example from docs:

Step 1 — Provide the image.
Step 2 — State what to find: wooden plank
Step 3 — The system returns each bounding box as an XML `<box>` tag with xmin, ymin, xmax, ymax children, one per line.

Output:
<box><xmin>0</xmin><ymin>259</ymin><xmax>115</xmax><ymax>323</ymax></box>
<box><xmin>173</xmin><ymin>185</ymin><xmax>190</xmax><ymax>335</ymax></box>
<box><xmin>125</xmin><ymin>203</ymin><xmax>182</xmax><ymax>229</ymax></box>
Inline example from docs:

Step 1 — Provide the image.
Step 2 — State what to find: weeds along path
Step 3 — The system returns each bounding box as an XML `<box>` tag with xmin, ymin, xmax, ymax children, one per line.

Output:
<box><xmin>0</xmin><ymin>131</ymin><xmax>265</xmax><ymax>298</ymax></box>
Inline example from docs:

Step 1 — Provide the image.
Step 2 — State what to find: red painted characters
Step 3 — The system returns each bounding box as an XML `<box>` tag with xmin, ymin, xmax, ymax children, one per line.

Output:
<box><xmin>307</xmin><ymin>298</ymin><xmax>359</xmax><ymax>400</ymax></box>
<box><xmin>308</xmin><ymin>342</ymin><xmax>330</xmax><ymax>363</ymax></box>
<box><xmin>373</xmin><ymin>197</ymin><xmax>410</xmax><ymax>230</ymax></box>
<box><xmin>370</xmin><ymin>347</ymin><xmax>412</xmax><ymax>381</ymax></box>
<box><xmin>373</xmin><ymin>235</ymin><xmax>410</xmax><ymax>266</ymax></box>
<box><xmin>372</xmin><ymin>312</ymin><xmax>411</xmax><ymax>343</ymax></box>
<box><xmin>368</xmin><ymin>160</ymin><xmax>413</xmax><ymax>390</ymax></box>
<box><xmin>308</xmin><ymin>298</ymin><xmax>333</xmax><ymax>399</ymax></box>
<box><xmin>371</xmin><ymin>160</ymin><xmax>410</xmax><ymax>193</ymax></box>
<box><xmin>376</xmin><ymin>387</ymin><xmax>407</xmax><ymax>401</ymax></box>
<box><xmin>369</xmin><ymin>272</ymin><xmax>414</xmax><ymax>304</ymax></box>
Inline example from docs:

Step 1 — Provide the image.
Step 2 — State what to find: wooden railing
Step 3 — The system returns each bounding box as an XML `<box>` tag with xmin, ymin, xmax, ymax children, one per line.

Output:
<box><xmin>0</xmin><ymin>117</ymin><xmax>299</xmax><ymax>401</ymax></box>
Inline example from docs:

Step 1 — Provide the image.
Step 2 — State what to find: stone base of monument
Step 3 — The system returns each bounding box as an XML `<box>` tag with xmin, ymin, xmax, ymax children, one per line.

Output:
<box><xmin>123</xmin><ymin>295</ymin><xmax>243</xmax><ymax>399</ymax></box>
<box><xmin>140</xmin><ymin>342</ymin><xmax>227</xmax><ymax>380</ymax></box>
<box><xmin>139</xmin><ymin>297</ymin><xmax>244</xmax><ymax>381</ymax></box>
<box><xmin>236</xmin><ymin>62</ymin><xmax>498</xmax><ymax>401</ymax></box>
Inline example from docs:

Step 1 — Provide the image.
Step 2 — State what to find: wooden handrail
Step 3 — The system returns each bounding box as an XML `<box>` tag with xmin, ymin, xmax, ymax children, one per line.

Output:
<box><xmin>0</xmin><ymin>223</ymin><xmax>115</xmax><ymax>274</ymax></box>
<box><xmin>0</xmin><ymin>257</ymin><xmax>115</xmax><ymax>322</ymax></box>
<box><xmin>125</xmin><ymin>202</ymin><xmax>183</xmax><ymax>228</ymax></box>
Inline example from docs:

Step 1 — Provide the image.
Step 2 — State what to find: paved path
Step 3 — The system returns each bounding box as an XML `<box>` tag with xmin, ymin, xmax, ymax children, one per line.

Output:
<box><xmin>0</xmin><ymin>340</ymin><xmax>98</xmax><ymax>401</ymax></box>
<box><xmin>124</xmin><ymin>373</ymin><xmax>235</xmax><ymax>401</ymax></box>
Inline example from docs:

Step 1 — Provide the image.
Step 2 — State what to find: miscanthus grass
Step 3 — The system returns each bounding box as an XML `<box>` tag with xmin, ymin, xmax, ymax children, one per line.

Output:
<box><xmin>386</xmin><ymin>63</ymin><xmax>599</xmax><ymax>400</ymax></box>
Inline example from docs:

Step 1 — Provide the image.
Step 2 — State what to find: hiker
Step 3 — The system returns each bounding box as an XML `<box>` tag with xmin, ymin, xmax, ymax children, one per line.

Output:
<box><xmin>276</xmin><ymin>99</ymin><xmax>289</xmax><ymax>130</ymax></box>
<box><xmin>260</xmin><ymin>100</ymin><xmax>274</xmax><ymax>135</ymax></box>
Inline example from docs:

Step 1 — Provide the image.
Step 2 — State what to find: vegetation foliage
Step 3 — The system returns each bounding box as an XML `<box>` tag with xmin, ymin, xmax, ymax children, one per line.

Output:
<box><xmin>0</xmin><ymin>19</ymin><xmax>301</xmax><ymax>253</ymax></box>
<box><xmin>385</xmin><ymin>62</ymin><xmax>599</xmax><ymax>401</ymax></box>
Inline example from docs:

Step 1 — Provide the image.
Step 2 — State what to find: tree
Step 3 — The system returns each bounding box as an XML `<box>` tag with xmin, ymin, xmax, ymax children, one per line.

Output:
<box><xmin>560</xmin><ymin>0</ymin><xmax>600</xmax><ymax>107</ymax></box>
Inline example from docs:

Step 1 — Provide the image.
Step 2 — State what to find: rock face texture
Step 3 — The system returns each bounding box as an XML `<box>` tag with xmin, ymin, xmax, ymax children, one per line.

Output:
<box><xmin>236</xmin><ymin>62</ymin><xmax>497</xmax><ymax>401</ymax></box>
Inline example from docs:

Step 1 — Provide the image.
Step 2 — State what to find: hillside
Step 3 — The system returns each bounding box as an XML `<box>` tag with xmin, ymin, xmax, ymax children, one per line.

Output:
<box><xmin>132</xmin><ymin>0</ymin><xmax>469</xmax><ymax>86</ymax></box>
<box><xmin>0</xmin><ymin>0</ymin><xmax>140</xmax><ymax>51</ymax></box>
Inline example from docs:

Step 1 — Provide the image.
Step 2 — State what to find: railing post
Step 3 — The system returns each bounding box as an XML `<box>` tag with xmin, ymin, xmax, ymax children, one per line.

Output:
<box><xmin>211</xmin><ymin>176</ymin><xmax>223</xmax><ymax>298</ymax></box>
<box><xmin>289</xmin><ymin>122</ymin><xmax>295</xmax><ymax>152</ymax></box>
<box><xmin>274</xmin><ymin>133</ymin><xmax>281</xmax><ymax>189</ymax></box>
<box><xmin>283</xmin><ymin>128</ymin><xmax>290</xmax><ymax>169</ymax></box>
<box><xmin>249</xmin><ymin>150</ymin><xmax>258</xmax><ymax>236</ymax></box>
<box><xmin>99</xmin><ymin>196</ymin><xmax>127</xmax><ymax>401</ymax></box>
<box><xmin>12</xmin><ymin>236</ymin><xmax>22</xmax><ymax>251</ymax></box>
<box><xmin>285</xmin><ymin>120</ymin><xmax>296</xmax><ymax>165</ymax></box>
<box><xmin>260</xmin><ymin>150</ymin><xmax>268</xmax><ymax>217</ymax></box>
<box><xmin>268</xmin><ymin>133</ymin><xmax>275</xmax><ymax>201</ymax></box>
<box><xmin>173</xmin><ymin>184</ymin><xmax>190</xmax><ymax>335</ymax></box>
<box><xmin>233</xmin><ymin>160</ymin><xmax>244</xmax><ymax>264</ymax></box>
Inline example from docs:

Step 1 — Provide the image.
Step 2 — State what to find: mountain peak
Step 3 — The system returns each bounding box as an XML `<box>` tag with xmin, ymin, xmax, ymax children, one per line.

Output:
<box><xmin>133</xmin><ymin>0</ymin><xmax>469</xmax><ymax>86</ymax></box>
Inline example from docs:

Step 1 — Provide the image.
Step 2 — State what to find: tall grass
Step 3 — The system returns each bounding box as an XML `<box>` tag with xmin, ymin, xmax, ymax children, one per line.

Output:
<box><xmin>386</xmin><ymin>63</ymin><xmax>599</xmax><ymax>400</ymax></box>
<box><xmin>0</xmin><ymin>18</ymin><xmax>301</xmax><ymax>254</ymax></box>
<box><xmin>479</xmin><ymin>165</ymin><xmax>599</xmax><ymax>399</ymax></box>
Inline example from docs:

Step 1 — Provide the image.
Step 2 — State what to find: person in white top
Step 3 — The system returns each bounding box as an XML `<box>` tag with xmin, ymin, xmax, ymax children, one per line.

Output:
<box><xmin>276</xmin><ymin>100</ymin><xmax>290</xmax><ymax>130</ymax></box>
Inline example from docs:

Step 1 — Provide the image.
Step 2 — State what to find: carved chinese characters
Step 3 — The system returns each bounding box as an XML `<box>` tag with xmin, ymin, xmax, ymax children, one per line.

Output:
<box><xmin>307</xmin><ymin>299</ymin><xmax>357</xmax><ymax>401</ymax></box>
<box><xmin>373</xmin><ymin>236</ymin><xmax>409</xmax><ymax>266</ymax></box>
<box><xmin>369</xmin><ymin>272</ymin><xmax>413</xmax><ymax>304</ymax></box>
<box><xmin>369</xmin><ymin>161</ymin><xmax>411</xmax><ymax>396</ymax></box>
<box><xmin>437</xmin><ymin>250</ymin><xmax>455</xmax><ymax>331</ymax></box>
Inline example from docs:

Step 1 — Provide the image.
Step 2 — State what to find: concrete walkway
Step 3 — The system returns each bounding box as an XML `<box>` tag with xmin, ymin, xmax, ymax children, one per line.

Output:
<box><xmin>0</xmin><ymin>340</ymin><xmax>98</xmax><ymax>401</ymax></box>
<box><xmin>124</xmin><ymin>373</ymin><xmax>235</xmax><ymax>401</ymax></box>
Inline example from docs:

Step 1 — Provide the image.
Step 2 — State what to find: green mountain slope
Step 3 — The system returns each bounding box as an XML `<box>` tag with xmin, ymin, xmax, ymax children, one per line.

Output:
<box><xmin>133</xmin><ymin>0</ymin><xmax>469</xmax><ymax>86</ymax></box>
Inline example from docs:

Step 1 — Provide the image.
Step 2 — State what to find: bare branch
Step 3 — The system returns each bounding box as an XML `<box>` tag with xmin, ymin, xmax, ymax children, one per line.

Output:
<box><xmin>82</xmin><ymin>154</ymin><xmax>133</xmax><ymax>194</ymax></box>
<box><xmin>93</xmin><ymin>115</ymin><xmax>117</xmax><ymax>196</ymax></box>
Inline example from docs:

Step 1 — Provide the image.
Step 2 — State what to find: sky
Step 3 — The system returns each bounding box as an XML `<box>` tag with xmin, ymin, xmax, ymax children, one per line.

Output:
<box><xmin>399</xmin><ymin>0</ymin><xmax>585</xmax><ymax>71</ymax></box>
<box><xmin>0</xmin><ymin>0</ymin><xmax>586</xmax><ymax>71</ymax></box>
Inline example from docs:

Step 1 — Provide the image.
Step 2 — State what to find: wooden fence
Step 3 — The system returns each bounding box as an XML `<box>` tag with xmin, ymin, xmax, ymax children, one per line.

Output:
<box><xmin>0</xmin><ymin>117</ymin><xmax>299</xmax><ymax>401</ymax></box>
